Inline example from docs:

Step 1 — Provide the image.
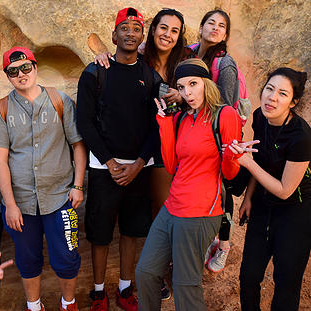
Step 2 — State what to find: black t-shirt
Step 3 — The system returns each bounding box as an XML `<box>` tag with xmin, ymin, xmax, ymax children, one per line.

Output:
<box><xmin>77</xmin><ymin>58</ymin><xmax>158</xmax><ymax>165</ymax></box>
<box><xmin>252</xmin><ymin>107</ymin><xmax>311</xmax><ymax>206</ymax></box>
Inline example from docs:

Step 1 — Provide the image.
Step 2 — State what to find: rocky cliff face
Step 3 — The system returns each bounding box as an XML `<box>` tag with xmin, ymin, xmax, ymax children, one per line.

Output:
<box><xmin>0</xmin><ymin>0</ymin><xmax>310</xmax><ymax>125</ymax></box>
<box><xmin>0</xmin><ymin>2</ymin><xmax>310</xmax><ymax>310</ymax></box>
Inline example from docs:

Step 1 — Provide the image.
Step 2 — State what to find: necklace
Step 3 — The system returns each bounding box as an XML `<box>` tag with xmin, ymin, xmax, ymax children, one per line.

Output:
<box><xmin>264</xmin><ymin>112</ymin><xmax>290</xmax><ymax>151</ymax></box>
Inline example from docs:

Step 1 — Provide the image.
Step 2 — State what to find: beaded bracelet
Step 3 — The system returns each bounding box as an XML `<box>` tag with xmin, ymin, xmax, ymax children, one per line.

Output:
<box><xmin>71</xmin><ymin>185</ymin><xmax>84</xmax><ymax>191</ymax></box>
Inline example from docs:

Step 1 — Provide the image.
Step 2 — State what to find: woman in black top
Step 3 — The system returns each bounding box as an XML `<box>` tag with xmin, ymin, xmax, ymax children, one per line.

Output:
<box><xmin>230</xmin><ymin>67</ymin><xmax>311</xmax><ymax>311</ymax></box>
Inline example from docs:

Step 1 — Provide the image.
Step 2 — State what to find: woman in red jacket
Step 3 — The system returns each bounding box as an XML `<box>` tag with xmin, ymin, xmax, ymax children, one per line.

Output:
<box><xmin>135</xmin><ymin>58</ymin><xmax>242</xmax><ymax>311</ymax></box>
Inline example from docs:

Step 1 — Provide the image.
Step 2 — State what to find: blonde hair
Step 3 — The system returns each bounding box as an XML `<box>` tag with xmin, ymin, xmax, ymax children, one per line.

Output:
<box><xmin>175</xmin><ymin>58</ymin><xmax>222</xmax><ymax>123</ymax></box>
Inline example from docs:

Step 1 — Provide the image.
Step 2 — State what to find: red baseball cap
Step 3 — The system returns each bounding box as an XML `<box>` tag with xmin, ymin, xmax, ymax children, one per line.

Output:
<box><xmin>3</xmin><ymin>46</ymin><xmax>37</xmax><ymax>71</ymax></box>
<box><xmin>114</xmin><ymin>7</ymin><xmax>144</xmax><ymax>30</ymax></box>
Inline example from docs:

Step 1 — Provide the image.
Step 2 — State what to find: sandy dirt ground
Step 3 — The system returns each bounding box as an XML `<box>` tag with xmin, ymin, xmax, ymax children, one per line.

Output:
<box><xmin>0</xmin><ymin>198</ymin><xmax>310</xmax><ymax>311</ymax></box>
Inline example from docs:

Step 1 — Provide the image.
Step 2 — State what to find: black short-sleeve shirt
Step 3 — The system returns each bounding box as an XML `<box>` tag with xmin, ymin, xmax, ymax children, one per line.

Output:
<box><xmin>252</xmin><ymin>107</ymin><xmax>311</xmax><ymax>206</ymax></box>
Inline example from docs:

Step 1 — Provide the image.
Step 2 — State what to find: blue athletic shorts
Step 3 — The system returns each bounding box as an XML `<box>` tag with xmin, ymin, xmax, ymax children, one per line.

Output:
<box><xmin>1</xmin><ymin>200</ymin><xmax>81</xmax><ymax>279</ymax></box>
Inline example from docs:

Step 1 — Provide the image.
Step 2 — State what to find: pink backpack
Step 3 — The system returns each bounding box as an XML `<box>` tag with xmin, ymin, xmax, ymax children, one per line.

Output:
<box><xmin>188</xmin><ymin>43</ymin><xmax>251</xmax><ymax>126</ymax></box>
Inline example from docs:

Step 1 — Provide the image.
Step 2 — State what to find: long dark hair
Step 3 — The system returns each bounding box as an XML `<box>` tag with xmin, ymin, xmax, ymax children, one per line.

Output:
<box><xmin>261</xmin><ymin>67</ymin><xmax>308</xmax><ymax>106</ymax></box>
<box><xmin>199</xmin><ymin>9</ymin><xmax>231</xmax><ymax>69</ymax></box>
<box><xmin>144</xmin><ymin>8</ymin><xmax>186</xmax><ymax>86</ymax></box>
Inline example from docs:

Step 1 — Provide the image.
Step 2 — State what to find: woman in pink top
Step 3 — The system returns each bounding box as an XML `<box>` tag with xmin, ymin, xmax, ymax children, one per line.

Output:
<box><xmin>135</xmin><ymin>58</ymin><xmax>242</xmax><ymax>311</ymax></box>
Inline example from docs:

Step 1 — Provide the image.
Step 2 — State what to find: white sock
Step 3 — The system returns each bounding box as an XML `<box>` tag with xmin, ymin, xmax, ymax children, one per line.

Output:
<box><xmin>119</xmin><ymin>278</ymin><xmax>131</xmax><ymax>293</ymax></box>
<box><xmin>61</xmin><ymin>297</ymin><xmax>75</xmax><ymax>310</ymax></box>
<box><xmin>95</xmin><ymin>282</ymin><xmax>104</xmax><ymax>292</ymax></box>
<box><xmin>27</xmin><ymin>299</ymin><xmax>42</xmax><ymax>311</ymax></box>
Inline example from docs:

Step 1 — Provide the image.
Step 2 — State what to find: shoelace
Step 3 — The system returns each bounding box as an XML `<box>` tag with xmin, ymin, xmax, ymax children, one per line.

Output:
<box><xmin>205</xmin><ymin>240</ymin><xmax>219</xmax><ymax>260</ymax></box>
<box><xmin>93</xmin><ymin>299</ymin><xmax>106</xmax><ymax>311</ymax></box>
<box><xmin>126</xmin><ymin>295</ymin><xmax>137</xmax><ymax>305</ymax></box>
<box><xmin>214</xmin><ymin>249</ymin><xmax>229</xmax><ymax>265</ymax></box>
<box><xmin>209</xmin><ymin>241</ymin><xmax>218</xmax><ymax>252</ymax></box>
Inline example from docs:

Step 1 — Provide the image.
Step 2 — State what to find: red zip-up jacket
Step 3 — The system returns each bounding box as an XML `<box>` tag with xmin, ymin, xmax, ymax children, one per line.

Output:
<box><xmin>156</xmin><ymin>106</ymin><xmax>242</xmax><ymax>217</ymax></box>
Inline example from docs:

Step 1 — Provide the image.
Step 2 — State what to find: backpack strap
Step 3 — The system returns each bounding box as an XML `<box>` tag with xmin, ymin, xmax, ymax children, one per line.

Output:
<box><xmin>216</xmin><ymin>57</ymin><xmax>223</xmax><ymax>71</ymax></box>
<box><xmin>96</xmin><ymin>63</ymin><xmax>107</xmax><ymax>97</ymax></box>
<box><xmin>152</xmin><ymin>69</ymin><xmax>163</xmax><ymax>88</ymax></box>
<box><xmin>173</xmin><ymin>111</ymin><xmax>187</xmax><ymax>175</ymax></box>
<box><xmin>212</xmin><ymin>105</ymin><xmax>226</xmax><ymax>161</ymax></box>
<box><xmin>175</xmin><ymin>107</ymin><xmax>224</xmax><ymax>151</ymax></box>
<box><xmin>44</xmin><ymin>87</ymin><xmax>63</xmax><ymax>122</ymax></box>
<box><xmin>208</xmin><ymin>105</ymin><xmax>227</xmax><ymax>215</ymax></box>
<box><xmin>141</xmin><ymin>60</ymin><xmax>154</xmax><ymax>98</ymax></box>
<box><xmin>0</xmin><ymin>96</ymin><xmax>9</xmax><ymax>122</ymax></box>
<box><xmin>210</xmin><ymin>56</ymin><xmax>224</xmax><ymax>83</ymax></box>
<box><xmin>187</xmin><ymin>43</ymin><xmax>200</xmax><ymax>54</ymax></box>
<box><xmin>175</xmin><ymin>111</ymin><xmax>187</xmax><ymax>142</ymax></box>
<box><xmin>94</xmin><ymin>62</ymin><xmax>108</xmax><ymax>127</ymax></box>
<box><xmin>0</xmin><ymin>88</ymin><xmax>65</xmax><ymax>123</ymax></box>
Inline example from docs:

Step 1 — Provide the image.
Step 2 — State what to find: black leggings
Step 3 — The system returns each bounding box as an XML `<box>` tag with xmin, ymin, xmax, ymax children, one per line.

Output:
<box><xmin>239</xmin><ymin>197</ymin><xmax>311</xmax><ymax>311</ymax></box>
<box><xmin>218</xmin><ymin>192</ymin><xmax>233</xmax><ymax>241</ymax></box>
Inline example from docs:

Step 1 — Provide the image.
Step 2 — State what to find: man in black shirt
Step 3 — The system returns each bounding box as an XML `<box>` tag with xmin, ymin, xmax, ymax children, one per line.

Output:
<box><xmin>77</xmin><ymin>7</ymin><xmax>156</xmax><ymax>311</ymax></box>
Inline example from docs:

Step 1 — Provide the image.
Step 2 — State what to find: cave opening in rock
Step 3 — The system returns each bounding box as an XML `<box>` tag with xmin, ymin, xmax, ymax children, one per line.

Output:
<box><xmin>35</xmin><ymin>46</ymin><xmax>85</xmax><ymax>99</ymax></box>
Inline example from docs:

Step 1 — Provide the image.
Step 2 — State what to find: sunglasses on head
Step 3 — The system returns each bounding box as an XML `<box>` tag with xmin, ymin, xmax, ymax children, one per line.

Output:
<box><xmin>5</xmin><ymin>62</ymin><xmax>34</xmax><ymax>78</ymax></box>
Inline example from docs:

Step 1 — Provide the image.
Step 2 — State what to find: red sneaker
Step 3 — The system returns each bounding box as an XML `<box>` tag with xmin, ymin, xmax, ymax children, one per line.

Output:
<box><xmin>116</xmin><ymin>285</ymin><xmax>138</xmax><ymax>311</ymax></box>
<box><xmin>90</xmin><ymin>289</ymin><xmax>109</xmax><ymax>311</ymax></box>
<box><xmin>59</xmin><ymin>301</ymin><xmax>79</xmax><ymax>311</ymax></box>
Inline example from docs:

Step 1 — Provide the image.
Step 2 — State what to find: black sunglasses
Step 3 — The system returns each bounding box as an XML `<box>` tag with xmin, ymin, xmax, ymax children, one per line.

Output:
<box><xmin>6</xmin><ymin>62</ymin><xmax>34</xmax><ymax>78</ymax></box>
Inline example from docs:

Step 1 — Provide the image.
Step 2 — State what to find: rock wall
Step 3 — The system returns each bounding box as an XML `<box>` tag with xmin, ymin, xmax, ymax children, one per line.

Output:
<box><xmin>0</xmin><ymin>2</ymin><xmax>310</xmax><ymax>310</ymax></box>
<box><xmin>0</xmin><ymin>0</ymin><xmax>310</xmax><ymax>128</ymax></box>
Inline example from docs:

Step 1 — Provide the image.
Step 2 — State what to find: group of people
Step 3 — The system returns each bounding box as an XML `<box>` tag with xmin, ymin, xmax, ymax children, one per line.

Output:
<box><xmin>0</xmin><ymin>5</ymin><xmax>310</xmax><ymax>311</ymax></box>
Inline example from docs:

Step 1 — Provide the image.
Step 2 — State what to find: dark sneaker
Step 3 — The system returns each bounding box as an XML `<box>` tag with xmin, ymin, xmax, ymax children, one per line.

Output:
<box><xmin>161</xmin><ymin>280</ymin><xmax>171</xmax><ymax>301</ymax></box>
<box><xmin>90</xmin><ymin>289</ymin><xmax>109</xmax><ymax>311</ymax></box>
<box><xmin>116</xmin><ymin>284</ymin><xmax>138</xmax><ymax>311</ymax></box>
